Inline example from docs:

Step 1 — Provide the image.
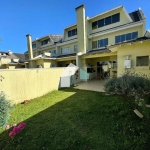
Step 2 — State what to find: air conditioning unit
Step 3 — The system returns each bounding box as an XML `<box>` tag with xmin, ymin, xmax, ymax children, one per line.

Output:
<box><xmin>124</xmin><ymin>60</ymin><xmax>131</xmax><ymax>68</ymax></box>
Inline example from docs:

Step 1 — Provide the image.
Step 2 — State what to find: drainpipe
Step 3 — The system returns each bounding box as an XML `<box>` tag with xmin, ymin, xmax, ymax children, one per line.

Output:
<box><xmin>26</xmin><ymin>34</ymin><xmax>33</xmax><ymax>68</ymax></box>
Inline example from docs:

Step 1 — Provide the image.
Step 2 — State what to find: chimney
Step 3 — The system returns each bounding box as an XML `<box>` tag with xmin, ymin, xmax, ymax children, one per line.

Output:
<box><xmin>26</xmin><ymin>34</ymin><xmax>33</xmax><ymax>59</ymax></box>
<box><xmin>75</xmin><ymin>5</ymin><xmax>86</xmax><ymax>53</ymax></box>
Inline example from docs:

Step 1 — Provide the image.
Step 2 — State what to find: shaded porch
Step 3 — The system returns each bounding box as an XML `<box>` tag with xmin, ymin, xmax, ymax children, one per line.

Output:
<box><xmin>74</xmin><ymin>79</ymin><xmax>106</xmax><ymax>92</ymax></box>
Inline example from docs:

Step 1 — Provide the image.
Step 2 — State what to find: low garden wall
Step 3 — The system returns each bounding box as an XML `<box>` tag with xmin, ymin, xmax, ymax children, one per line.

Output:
<box><xmin>0</xmin><ymin>68</ymin><xmax>65</xmax><ymax>104</ymax></box>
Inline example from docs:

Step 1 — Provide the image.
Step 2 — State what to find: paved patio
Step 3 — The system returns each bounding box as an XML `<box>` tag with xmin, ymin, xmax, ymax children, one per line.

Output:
<box><xmin>74</xmin><ymin>79</ymin><xmax>106</xmax><ymax>92</ymax></box>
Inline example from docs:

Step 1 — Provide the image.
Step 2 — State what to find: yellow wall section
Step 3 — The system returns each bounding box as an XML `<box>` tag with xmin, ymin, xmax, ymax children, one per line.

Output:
<box><xmin>0</xmin><ymin>68</ymin><xmax>65</xmax><ymax>104</ymax></box>
<box><xmin>88</xmin><ymin>26</ymin><xmax>143</xmax><ymax>50</ymax></box>
<box><xmin>117</xmin><ymin>41</ymin><xmax>150</xmax><ymax>76</ymax></box>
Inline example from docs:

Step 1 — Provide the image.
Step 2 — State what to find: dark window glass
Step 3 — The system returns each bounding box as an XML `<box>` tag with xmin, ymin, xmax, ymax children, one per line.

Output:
<box><xmin>100</xmin><ymin>40</ymin><xmax>103</xmax><ymax>47</ymax></box>
<box><xmin>126</xmin><ymin>33</ymin><xmax>132</xmax><ymax>41</ymax></box>
<box><xmin>41</xmin><ymin>39</ymin><xmax>50</xmax><ymax>45</ymax></box>
<box><xmin>68</xmin><ymin>31</ymin><xmax>72</xmax><ymax>37</ymax></box>
<box><xmin>92</xmin><ymin>41</ymin><xmax>97</xmax><ymax>49</ymax></box>
<box><xmin>92</xmin><ymin>21</ymin><xmax>98</xmax><ymax>30</ymax></box>
<box><xmin>115</xmin><ymin>35</ymin><xmax>120</xmax><ymax>43</ymax></box>
<box><xmin>68</xmin><ymin>28</ymin><xmax>77</xmax><ymax>37</ymax></box>
<box><xmin>121</xmin><ymin>34</ymin><xmax>125</xmax><ymax>42</ymax></box>
<box><xmin>136</xmin><ymin>56</ymin><xmax>149</xmax><ymax>66</ymax></box>
<box><xmin>132</xmin><ymin>31</ymin><xmax>138</xmax><ymax>39</ymax></box>
<box><xmin>72</xmin><ymin>29</ymin><xmax>76</xmax><ymax>36</ymax></box>
<box><xmin>105</xmin><ymin>16</ymin><xmax>111</xmax><ymax>25</ymax></box>
<box><xmin>98</xmin><ymin>40</ymin><xmax>101</xmax><ymax>47</ymax></box>
<box><xmin>98</xmin><ymin>19</ymin><xmax>104</xmax><ymax>28</ymax></box>
<box><xmin>32</xmin><ymin>44</ymin><xmax>36</xmax><ymax>48</ymax></box>
<box><xmin>75</xmin><ymin>28</ymin><xmax>77</xmax><ymax>35</ymax></box>
<box><xmin>104</xmin><ymin>38</ymin><xmax>108</xmax><ymax>46</ymax></box>
<box><xmin>112</xmin><ymin>13</ymin><xmax>120</xmax><ymax>23</ymax></box>
<box><xmin>98</xmin><ymin>39</ymin><xmax>107</xmax><ymax>47</ymax></box>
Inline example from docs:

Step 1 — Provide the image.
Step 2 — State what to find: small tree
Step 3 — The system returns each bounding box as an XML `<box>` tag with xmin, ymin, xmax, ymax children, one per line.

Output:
<box><xmin>104</xmin><ymin>72</ymin><xmax>150</xmax><ymax>109</ymax></box>
<box><xmin>0</xmin><ymin>92</ymin><xmax>11</xmax><ymax>128</ymax></box>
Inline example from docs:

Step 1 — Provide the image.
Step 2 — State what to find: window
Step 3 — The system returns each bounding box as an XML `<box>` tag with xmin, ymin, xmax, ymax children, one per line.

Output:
<box><xmin>136</xmin><ymin>56</ymin><xmax>149</xmax><ymax>66</ymax></box>
<box><xmin>92</xmin><ymin>21</ymin><xmax>98</xmax><ymax>30</ymax></box>
<box><xmin>115</xmin><ymin>31</ymin><xmax>138</xmax><ymax>43</ymax></box>
<box><xmin>92</xmin><ymin>41</ymin><xmax>97</xmax><ymax>49</ymax></box>
<box><xmin>121</xmin><ymin>34</ymin><xmax>125</xmax><ymax>42</ymax></box>
<box><xmin>98</xmin><ymin>38</ymin><xmax>108</xmax><ymax>48</ymax></box>
<box><xmin>74</xmin><ymin>45</ymin><xmax>78</xmax><ymax>52</ymax></box>
<box><xmin>41</xmin><ymin>39</ymin><xmax>50</xmax><ymax>45</ymax></box>
<box><xmin>98</xmin><ymin>19</ymin><xmax>104</xmax><ymax>28</ymax></box>
<box><xmin>112</xmin><ymin>13</ymin><xmax>120</xmax><ymax>23</ymax></box>
<box><xmin>105</xmin><ymin>16</ymin><xmax>111</xmax><ymax>26</ymax></box>
<box><xmin>126</xmin><ymin>33</ymin><xmax>132</xmax><ymax>41</ymax></box>
<box><xmin>61</xmin><ymin>47</ymin><xmax>70</xmax><ymax>54</ymax></box>
<box><xmin>115</xmin><ymin>35</ymin><xmax>120</xmax><ymax>43</ymax></box>
<box><xmin>32</xmin><ymin>44</ymin><xmax>36</xmax><ymax>49</ymax></box>
<box><xmin>92</xmin><ymin>13</ymin><xmax>120</xmax><ymax>30</ymax></box>
<box><xmin>50</xmin><ymin>50</ymin><xmax>56</xmax><ymax>55</ymax></box>
<box><xmin>68</xmin><ymin>28</ymin><xmax>77</xmax><ymax>37</ymax></box>
<box><xmin>132</xmin><ymin>31</ymin><xmax>138</xmax><ymax>39</ymax></box>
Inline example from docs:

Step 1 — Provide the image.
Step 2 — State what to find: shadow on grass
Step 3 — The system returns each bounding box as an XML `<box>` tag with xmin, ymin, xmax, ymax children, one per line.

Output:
<box><xmin>0</xmin><ymin>88</ymin><xmax>150</xmax><ymax>150</ymax></box>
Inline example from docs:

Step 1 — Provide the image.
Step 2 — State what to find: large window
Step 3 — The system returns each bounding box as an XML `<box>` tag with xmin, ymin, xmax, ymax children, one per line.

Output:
<box><xmin>74</xmin><ymin>45</ymin><xmax>78</xmax><ymax>52</ymax></box>
<box><xmin>41</xmin><ymin>39</ymin><xmax>50</xmax><ymax>45</ymax></box>
<box><xmin>92</xmin><ymin>13</ymin><xmax>120</xmax><ymax>30</ymax></box>
<box><xmin>136</xmin><ymin>56</ymin><xmax>149</xmax><ymax>66</ymax></box>
<box><xmin>68</xmin><ymin>28</ymin><xmax>77</xmax><ymax>37</ymax></box>
<box><xmin>61</xmin><ymin>47</ymin><xmax>70</xmax><ymax>54</ymax></box>
<box><xmin>98</xmin><ymin>38</ymin><xmax>108</xmax><ymax>48</ymax></box>
<box><xmin>115</xmin><ymin>31</ymin><xmax>138</xmax><ymax>43</ymax></box>
<box><xmin>32</xmin><ymin>44</ymin><xmax>36</xmax><ymax>49</ymax></box>
<box><xmin>92</xmin><ymin>41</ymin><xmax>97</xmax><ymax>49</ymax></box>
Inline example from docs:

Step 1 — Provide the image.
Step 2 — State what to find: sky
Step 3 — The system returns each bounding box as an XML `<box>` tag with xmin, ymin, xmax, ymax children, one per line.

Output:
<box><xmin>0</xmin><ymin>0</ymin><xmax>150</xmax><ymax>54</ymax></box>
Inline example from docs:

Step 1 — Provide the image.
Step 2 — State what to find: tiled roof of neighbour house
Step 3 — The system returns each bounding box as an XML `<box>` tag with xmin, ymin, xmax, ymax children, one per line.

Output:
<box><xmin>83</xmin><ymin>48</ymin><xmax>111</xmax><ymax>56</ymax></box>
<box><xmin>13</xmin><ymin>53</ymin><xmax>25</xmax><ymax>62</ymax></box>
<box><xmin>129</xmin><ymin>9</ymin><xmax>146</xmax><ymax>22</ymax></box>
<box><xmin>0</xmin><ymin>52</ymin><xmax>19</xmax><ymax>59</ymax></box>
<box><xmin>49</xmin><ymin>35</ymin><xmax>63</xmax><ymax>43</ymax></box>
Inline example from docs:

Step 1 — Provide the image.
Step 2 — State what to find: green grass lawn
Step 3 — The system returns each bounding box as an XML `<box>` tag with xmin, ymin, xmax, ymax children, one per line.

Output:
<box><xmin>0</xmin><ymin>88</ymin><xmax>150</xmax><ymax>150</ymax></box>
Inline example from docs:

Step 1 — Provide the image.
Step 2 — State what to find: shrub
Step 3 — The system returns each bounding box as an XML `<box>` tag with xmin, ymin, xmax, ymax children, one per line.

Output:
<box><xmin>0</xmin><ymin>92</ymin><xmax>11</xmax><ymax>128</ymax></box>
<box><xmin>104</xmin><ymin>72</ymin><xmax>150</xmax><ymax>108</ymax></box>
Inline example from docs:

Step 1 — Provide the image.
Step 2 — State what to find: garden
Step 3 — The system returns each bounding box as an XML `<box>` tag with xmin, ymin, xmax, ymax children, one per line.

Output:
<box><xmin>0</xmin><ymin>72</ymin><xmax>150</xmax><ymax>150</ymax></box>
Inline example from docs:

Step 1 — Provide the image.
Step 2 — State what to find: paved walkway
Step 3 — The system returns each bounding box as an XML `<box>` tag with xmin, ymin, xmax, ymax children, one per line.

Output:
<box><xmin>74</xmin><ymin>79</ymin><xmax>106</xmax><ymax>92</ymax></box>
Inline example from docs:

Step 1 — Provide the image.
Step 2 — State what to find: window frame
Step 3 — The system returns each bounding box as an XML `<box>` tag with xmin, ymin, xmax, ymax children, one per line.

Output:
<box><xmin>41</xmin><ymin>39</ymin><xmax>50</xmax><ymax>45</ymax></box>
<box><xmin>32</xmin><ymin>44</ymin><xmax>36</xmax><ymax>49</ymax></box>
<box><xmin>136</xmin><ymin>56</ymin><xmax>149</xmax><ymax>66</ymax></box>
<box><xmin>115</xmin><ymin>31</ymin><xmax>138</xmax><ymax>44</ymax></box>
<box><xmin>92</xmin><ymin>13</ymin><xmax>120</xmax><ymax>30</ymax></box>
<box><xmin>98</xmin><ymin>38</ymin><xmax>108</xmax><ymax>48</ymax></box>
<box><xmin>74</xmin><ymin>45</ymin><xmax>78</xmax><ymax>52</ymax></box>
<box><xmin>68</xmin><ymin>28</ymin><xmax>77</xmax><ymax>37</ymax></box>
<box><xmin>61</xmin><ymin>47</ymin><xmax>70</xmax><ymax>54</ymax></box>
<box><xmin>92</xmin><ymin>41</ymin><xmax>97</xmax><ymax>49</ymax></box>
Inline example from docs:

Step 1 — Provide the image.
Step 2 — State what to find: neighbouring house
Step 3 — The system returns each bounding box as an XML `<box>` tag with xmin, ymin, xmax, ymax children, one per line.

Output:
<box><xmin>0</xmin><ymin>51</ymin><xmax>27</xmax><ymax>69</ymax></box>
<box><xmin>25</xmin><ymin>5</ymin><xmax>150</xmax><ymax>79</ymax></box>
